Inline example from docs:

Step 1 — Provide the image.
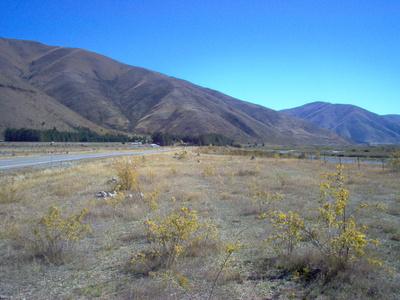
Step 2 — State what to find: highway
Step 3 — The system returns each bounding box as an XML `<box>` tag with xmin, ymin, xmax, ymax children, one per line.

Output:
<box><xmin>0</xmin><ymin>148</ymin><xmax>180</xmax><ymax>170</ymax></box>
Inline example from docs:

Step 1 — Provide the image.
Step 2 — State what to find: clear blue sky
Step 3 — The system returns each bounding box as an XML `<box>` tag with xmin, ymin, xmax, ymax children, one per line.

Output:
<box><xmin>1</xmin><ymin>0</ymin><xmax>399</xmax><ymax>115</ymax></box>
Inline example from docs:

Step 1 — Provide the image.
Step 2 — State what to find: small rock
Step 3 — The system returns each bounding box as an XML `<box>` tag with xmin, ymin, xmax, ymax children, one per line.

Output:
<box><xmin>107</xmin><ymin>176</ymin><xmax>118</xmax><ymax>184</ymax></box>
<box><xmin>95</xmin><ymin>191</ymin><xmax>108</xmax><ymax>197</ymax></box>
<box><xmin>107</xmin><ymin>192</ymin><xmax>117</xmax><ymax>197</ymax></box>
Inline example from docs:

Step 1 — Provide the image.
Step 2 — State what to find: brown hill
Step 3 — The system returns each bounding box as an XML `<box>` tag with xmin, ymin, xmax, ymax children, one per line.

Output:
<box><xmin>281</xmin><ymin>102</ymin><xmax>400</xmax><ymax>144</ymax></box>
<box><xmin>0</xmin><ymin>70</ymin><xmax>105</xmax><ymax>135</ymax></box>
<box><xmin>0</xmin><ymin>37</ymin><xmax>351</xmax><ymax>145</ymax></box>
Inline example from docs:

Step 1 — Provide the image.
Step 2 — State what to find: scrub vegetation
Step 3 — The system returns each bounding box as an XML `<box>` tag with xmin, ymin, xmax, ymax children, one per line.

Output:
<box><xmin>0</xmin><ymin>146</ymin><xmax>399</xmax><ymax>299</ymax></box>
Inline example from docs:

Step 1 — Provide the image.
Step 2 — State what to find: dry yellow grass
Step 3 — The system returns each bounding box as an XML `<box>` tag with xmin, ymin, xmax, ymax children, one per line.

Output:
<box><xmin>0</xmin><ymin>147</ymin><xmax>399</xmax><ymax>299</ymax></box>
<box><xmin>0</xmin><ymin>141</ymin><xmax>153</xmax><ymax>158</ymax></box>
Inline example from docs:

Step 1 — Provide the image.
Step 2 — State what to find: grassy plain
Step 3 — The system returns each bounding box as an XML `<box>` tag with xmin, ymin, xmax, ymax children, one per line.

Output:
<box><xmin>0</xmin><ymin>146</ymin><xmax>399</xmax><ymax>299</ymax></box>
<box><xmin>0</xmin><ymin>142</ymin><xmax>147</xmax><ymax>158</ymax></box>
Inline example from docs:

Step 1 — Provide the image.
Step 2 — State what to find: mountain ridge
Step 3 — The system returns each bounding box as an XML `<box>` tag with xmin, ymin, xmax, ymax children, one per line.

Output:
<box><xmin>281</xmin><ymin>101</ymin><xmax>400</xmax><ymax>144</ymax></box>
<box><xmin>383</xmin><ymin>114</ymin><xmax>400</xmax><ymax>124</ymax></box>
<box><xmin>0</xmin><ymin>37</ymin><xmax>351</xmax><ymax>145</ymax></box>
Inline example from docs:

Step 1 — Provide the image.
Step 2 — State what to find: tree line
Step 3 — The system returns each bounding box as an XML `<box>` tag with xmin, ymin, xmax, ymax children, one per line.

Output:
<box><xmin>4</xmin><ymin>127</ymin><xmax>236</xmax><ymax>146</ymax></box>
<box><xmin>4</xmin><ymin>127</ymin><xmax>133</xmax><ymax>143</ymax></box>
<box><xmin>151</xmin><ymin>132</ymin><xmax>234</xmax><ymax>146</ymax></box>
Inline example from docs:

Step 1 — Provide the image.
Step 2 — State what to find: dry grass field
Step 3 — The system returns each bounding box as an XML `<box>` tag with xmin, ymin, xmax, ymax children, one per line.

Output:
<box><xmin>0</xmin><ymin>142</ymin><xmax>147</xmax><ymax>158</ymax></box>
<box><xmin>0</xmin><ymin>147</ymin><xmax>399</xmax><ymax>299</ymax></box>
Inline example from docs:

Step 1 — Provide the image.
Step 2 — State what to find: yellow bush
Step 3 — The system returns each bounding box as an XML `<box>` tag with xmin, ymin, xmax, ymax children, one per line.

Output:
<box><xmin>265</xmin><ymin>210</ymin><xmax>303</xmax><ymax>255</ymax></box>
<box><xmin>114</xmin><ymin>156</ymin><xmax>141</xmax><ymax>191</ymax></box>
<box><xmin>315</xmin><ymin>164</ymin><xmax>380</xmax><ymax>267</ymax></box>
<box><xmin>33</xmin><ymin>205</ymin><xmax>91</xmax><ymax>264</ymax></box>
<box><xmin>388</xmin><ymin>150</ymin><xmax>400</xmax><ymax>171</ymax></box>
<box><xmin>249</xmin><ymin>183</ymin><xmax>282</xmax><ymax>215</ymax></box>
<box><xmin>0</xmin><ymin>178</ymin><xmax>19</xmax><ymax>204</ymax></box>
<box><xmin>264</xmin><ymin>164</ymin><xmax>388</xmax><ymax>276</ymax></box>
<box><xmin>133</xmin><ymin>206</ymin><xmax>217</xmax><ymax>269</ymax></box>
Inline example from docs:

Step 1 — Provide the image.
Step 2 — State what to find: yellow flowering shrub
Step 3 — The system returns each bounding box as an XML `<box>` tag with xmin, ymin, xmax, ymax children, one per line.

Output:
<box><xmin>249</xmin><ymin>183</ymin><xmax>282</xmax><ymax>215</ymax></box>
<box><xmin>388</xmin><ymin>150</ymin><xmax>400</xmax><ymax>171</ymax></box>
<box><xmin>0</xmin><ymin>178</ymin><xmax>19</xmax><ymax>204</ymax></box>
<box><xmin>114</xmin><ymin>156</ymin><xmax>141</xmax><ymax>191</ymax></box>
<box><xmin>132</xmin><ymin>206</ymin><xmax>217</xmax><ymax>270</ymax></box>
<box><xmin>33</xmin><ymin>205</ymin><xmax>91</xmax><ymax>264</ymax></box>
<box><xmin>264</xmin><ymin>164</ymin><xmax>388</xmax><ymax>275</ymax></box>
<box><xmin>316</xmin><ymin>164</ymin><xmax>380</xmax><ymax>268</ymax></box>
<box><xmin>150</xmin><ymin>270</ymin><xmax>190</xmax><ymax>293</ymax></box>
<box><xmin>265</xmin><ymin>210</ymin><xmax>303</xmax><ymax>255</ymax></box>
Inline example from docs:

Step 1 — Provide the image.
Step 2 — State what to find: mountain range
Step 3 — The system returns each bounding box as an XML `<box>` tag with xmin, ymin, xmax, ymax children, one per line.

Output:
<box><xmin>281</xmin><ymin>102</ymin><xmax>400</xmax><ymax>144</ymax></box>
<box><xmin>0</xmin><ymin>37</ymin><xmax>397</xmax><ymax>145</ymax></box>
<box><xmin>0</xmin><ymin>37</ymin><xmax>353</xmax><ymax>146</ymax></box>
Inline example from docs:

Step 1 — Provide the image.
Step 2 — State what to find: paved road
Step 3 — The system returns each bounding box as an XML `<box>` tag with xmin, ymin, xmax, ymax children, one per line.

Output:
<box><xmin>0</xmin><ymin>148</ymin><xmax>181</xmax><ymax>170</ymax></box>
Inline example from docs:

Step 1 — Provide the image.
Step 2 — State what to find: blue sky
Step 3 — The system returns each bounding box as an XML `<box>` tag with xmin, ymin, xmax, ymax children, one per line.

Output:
<box><xmin>1</xmin><ymin>0</ymin><xmax>399</xmax><ymax>115</ymax></box>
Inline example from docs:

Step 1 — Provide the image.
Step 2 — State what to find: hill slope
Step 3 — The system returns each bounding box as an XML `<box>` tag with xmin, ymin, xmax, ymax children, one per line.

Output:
<box><xmin>382</xmin><ymin>114</ymin><xmax>400</xmax><ymax>124</ymax></box>
<box><xmin>281</xmin><ymin>101</ymin><xmax>400</xmax><ymax>144</ymax></box>
<box><xmin>0</xmin><ymin>37</ymin><xmax>351</xmax><ymax>145</ymax></box>
<box><xmin>0</xmin><ymin>70</ymin><xmax>105</xmax><ymax>135</ymax></box>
